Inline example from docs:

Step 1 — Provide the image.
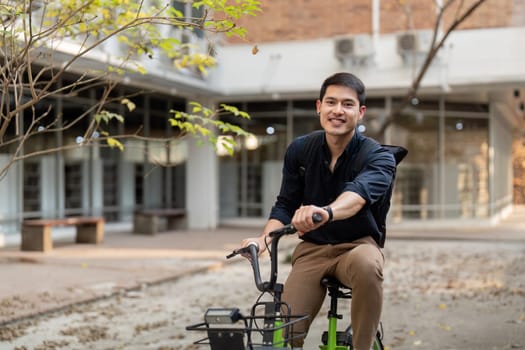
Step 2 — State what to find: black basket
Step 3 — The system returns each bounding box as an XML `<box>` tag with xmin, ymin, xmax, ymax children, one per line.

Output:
<box><xmin>186</xmin><ymin>302</ymin><xmax>308</xmax><ymax>350</ymax></box>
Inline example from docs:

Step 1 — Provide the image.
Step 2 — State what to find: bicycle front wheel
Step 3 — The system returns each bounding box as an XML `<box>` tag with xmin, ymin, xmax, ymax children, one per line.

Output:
<box><xmin>371</xmin><ymin>332</ymin><xmax>384</xmax><ymax>350</ymax></box>
<box><xmin>372</xmin><ymin>336</ymin><xmax>384</xmax><ymax>350</ymax></box>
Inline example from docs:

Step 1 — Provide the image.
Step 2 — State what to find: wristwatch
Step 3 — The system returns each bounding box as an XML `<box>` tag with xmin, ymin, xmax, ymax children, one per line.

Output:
<box><xmin>323</xmin><ymin>206</ymin><xmax>333</xmax><ymax>222</ymax></box>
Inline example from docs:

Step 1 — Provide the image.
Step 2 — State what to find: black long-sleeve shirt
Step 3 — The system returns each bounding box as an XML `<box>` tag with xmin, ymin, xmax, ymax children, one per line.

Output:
<box><xmin>269</xmin><ymin>131</ymin><xmax>396</xmax><ymax>246</ymax></box>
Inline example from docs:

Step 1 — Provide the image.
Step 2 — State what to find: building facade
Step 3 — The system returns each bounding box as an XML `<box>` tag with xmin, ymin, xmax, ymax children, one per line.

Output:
<box><xmin>212</xmin><ymin>0</ymin><xmax>525</xmax><ymax>228</ymax></box>
<box><xmin>1</xmin><ymin>0</ymin><xmax>524</xmax><ymax>244</ymax></box>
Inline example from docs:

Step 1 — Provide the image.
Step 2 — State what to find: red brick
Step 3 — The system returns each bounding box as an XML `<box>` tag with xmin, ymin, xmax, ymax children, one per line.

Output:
<box><xmin>227</xmin><ymin>0</ymin><xmax>519</xmax><ymax>43</ymax></box>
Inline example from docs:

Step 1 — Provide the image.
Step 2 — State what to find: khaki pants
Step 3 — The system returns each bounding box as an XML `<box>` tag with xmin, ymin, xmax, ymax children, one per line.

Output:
<box><xmin>282</xmin><ymin>236</ymin><xmax>384</xmax><ymax>350</ymax></box>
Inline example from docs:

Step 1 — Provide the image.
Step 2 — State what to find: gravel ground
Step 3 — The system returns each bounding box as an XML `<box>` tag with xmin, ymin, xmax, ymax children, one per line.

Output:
<box><xmin>1</xmin><ymin>239</ymin><xmax>524</xmax><ymax>350</ymax></box>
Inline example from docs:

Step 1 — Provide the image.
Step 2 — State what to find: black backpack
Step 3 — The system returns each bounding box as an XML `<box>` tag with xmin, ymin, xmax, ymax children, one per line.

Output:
<box><xmin>299</xmin><ymin>130</ymin><xmax>408</xmax><ymax>247</ymax></box>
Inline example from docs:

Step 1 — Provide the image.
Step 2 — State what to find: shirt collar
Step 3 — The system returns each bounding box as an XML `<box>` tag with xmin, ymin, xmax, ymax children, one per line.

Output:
<box><xmin>343</xmin><ymin>131</ymin><xmax>362</xmax><ymax>156</ymax></box>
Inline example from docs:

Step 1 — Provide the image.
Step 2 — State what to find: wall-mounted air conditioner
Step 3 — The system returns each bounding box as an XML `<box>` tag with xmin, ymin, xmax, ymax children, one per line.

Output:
<box><xmin>396</xmin><ymin>30</ymin><xmax>434</xmax><ymax>60</ymax></box>
<box><xmin>334</xmin><ymin>34</ymin><xmax>374</xmax><ymax>65</ymax></box>
<box><xmin>396</xmin><ymin>30</ymin><xmax>434</xmax><ymax>65</ymax></box>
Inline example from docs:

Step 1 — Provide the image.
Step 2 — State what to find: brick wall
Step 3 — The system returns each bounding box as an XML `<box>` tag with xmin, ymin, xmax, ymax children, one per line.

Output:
<box><xmin>511</xmin><ymin>0</ymin><xmax>525</xmax><ymax>26</ymax></box>
<box><xmin>228</xmin><ymin>0</ymin><xmax>519</xmax><ymax>44</ymax></box>
<box><xmin>229</xmin><ymin>0</ymin><xmax>372</xmax><ymax>43</ymax></box>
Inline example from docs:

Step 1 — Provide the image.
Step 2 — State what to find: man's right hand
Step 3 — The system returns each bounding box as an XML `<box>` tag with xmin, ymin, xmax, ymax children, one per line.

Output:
<box><xmin>291</xmin><ymin>205</ymin><xmax>328</xmax><ymax>236</ymax></box>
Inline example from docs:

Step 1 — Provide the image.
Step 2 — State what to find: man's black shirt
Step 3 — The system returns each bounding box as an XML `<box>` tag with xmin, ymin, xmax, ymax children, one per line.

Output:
<box><xmin>269</xmin><ymin>131</ymin><xmax>396</xmax><ymax>246</ymax></box>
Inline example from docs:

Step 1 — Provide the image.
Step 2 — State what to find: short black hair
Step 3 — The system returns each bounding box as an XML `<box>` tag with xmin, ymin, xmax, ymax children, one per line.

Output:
<box><xmin>319</xmin><ymin>72</ymin><xmax>366</xmax><ymax>106</ymax></box>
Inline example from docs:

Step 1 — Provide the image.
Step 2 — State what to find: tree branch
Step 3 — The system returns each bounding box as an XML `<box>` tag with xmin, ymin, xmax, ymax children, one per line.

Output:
<box><xmin>374</xmin><ymin>0</ymin><xmax>487</xmax><ymax>140</ymax></box>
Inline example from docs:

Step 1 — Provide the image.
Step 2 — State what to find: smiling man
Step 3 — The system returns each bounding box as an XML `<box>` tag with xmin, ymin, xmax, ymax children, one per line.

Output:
<box><xmin>240</xmin><ymin>72</ymin><xmax>397</xmax><ymax>349</ymax></box>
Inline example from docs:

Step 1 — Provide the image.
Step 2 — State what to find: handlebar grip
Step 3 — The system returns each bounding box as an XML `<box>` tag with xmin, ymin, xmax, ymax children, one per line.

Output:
<box><xmin>246</xmin><ymin>241</ymin><xmax>259</xmax><ymax>256</ymax></box>
<box><xmin>269</xmin><ymin>213</ymin><xmax>325</xmax><ymax>238</ymax></box>
<box><xmin>226</xmin><ymin>241</ymin><xmax>259</xmax><ymax>259</ymax></box>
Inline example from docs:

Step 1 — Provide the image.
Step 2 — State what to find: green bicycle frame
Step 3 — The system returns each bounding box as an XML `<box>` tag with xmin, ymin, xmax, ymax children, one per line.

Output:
<box><xmin>320</xmin><ymin>316</ymin><xmax>383</xmax><ymax>350</ymax></box>
<box><xmin>319</xmin><ymin>315</ymin><xmax>348</xmax><ymax>350</ymax></box>
<box><xmin>272</xmin><ymin>319</ymin><xmax>286</xmax><ymax>348</ymax></box>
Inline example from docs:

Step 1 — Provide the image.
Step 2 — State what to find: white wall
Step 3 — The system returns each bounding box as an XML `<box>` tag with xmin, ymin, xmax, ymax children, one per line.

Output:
<box><xmin>209</xmin><ymin>27</ymin><xmax>525</xmax><ymax>98</ymax></box>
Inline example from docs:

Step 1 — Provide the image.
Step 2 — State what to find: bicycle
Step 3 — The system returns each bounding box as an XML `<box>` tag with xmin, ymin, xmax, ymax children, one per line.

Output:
<box><xmin>186</xmin><ymin>213</ymin><xmax>384</xmax><ymax>350</ymax></box>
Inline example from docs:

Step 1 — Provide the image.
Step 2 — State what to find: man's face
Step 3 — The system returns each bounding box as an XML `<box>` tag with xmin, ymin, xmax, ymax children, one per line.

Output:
<box><xmin>316</xmin><ymin>85</ymin><xmax>365</xmax><ymax>138</ymax></box>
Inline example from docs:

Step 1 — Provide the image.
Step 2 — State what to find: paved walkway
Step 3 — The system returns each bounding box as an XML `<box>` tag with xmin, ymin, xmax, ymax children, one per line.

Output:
<box><xmin>1</xmin><ymin>206</ymin><xmax>524</xmax><ymax>326</ymax></box>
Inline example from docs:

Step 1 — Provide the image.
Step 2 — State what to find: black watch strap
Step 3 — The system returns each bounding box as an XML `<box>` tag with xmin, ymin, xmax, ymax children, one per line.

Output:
<box><xmin>323</xmin><ymin>206</ymin><xmax>333</xmax><ymax>222</ymax></box>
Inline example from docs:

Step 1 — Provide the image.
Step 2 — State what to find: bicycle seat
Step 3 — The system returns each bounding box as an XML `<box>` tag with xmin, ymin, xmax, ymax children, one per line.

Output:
<box><xmin>321</xmin><ymin>276</ymin><xmax>351</xmax><ymax>291</ymax></box>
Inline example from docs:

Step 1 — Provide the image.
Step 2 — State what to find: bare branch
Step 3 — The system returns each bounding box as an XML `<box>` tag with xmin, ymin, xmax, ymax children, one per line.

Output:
<box><xmin>374</xmin><ymin>0</ymin><xmax>487</xmax><ymax>139</ymax></box>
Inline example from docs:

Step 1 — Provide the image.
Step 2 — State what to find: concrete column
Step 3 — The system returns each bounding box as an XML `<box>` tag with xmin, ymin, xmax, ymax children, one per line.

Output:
<box><xmin>186</xmin><ymin>138</ymin><xmax>218</xmax><ymax>229</ymax></box>
<box><xmin>90</xmin><ymin>157</ymin><xmax>104</xmax><ymax>216</ymax></box>
<box><xmin>144</xmin><ymin>166</ymin><xmax>163</xmax><ymax>208</ymax></box>
<box><xmin>41</xmin><ymin>156</ymin><xmax>58</xmax><ymax>217</ymax></box>
<box><xmin>119</xmin><ymin>161</ymin><xmax>135</xmax><ymax>221</ymax></box>
<box><xmin>0</xmin><ymin>155</ymin><xmax>21</xmax><ymax>236</ymax></box>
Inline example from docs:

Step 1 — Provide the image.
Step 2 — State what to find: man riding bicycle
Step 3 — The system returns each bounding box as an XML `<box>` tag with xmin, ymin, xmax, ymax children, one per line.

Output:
<box><xmin>240</xmin><ymin>72</ymin><xmax>397</xmax><ymax>350</ymax></box>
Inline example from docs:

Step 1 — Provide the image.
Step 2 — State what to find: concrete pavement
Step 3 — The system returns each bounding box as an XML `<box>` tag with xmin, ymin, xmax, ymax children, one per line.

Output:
<box><xmin>1</xmin><ymin>206</ymin><xmax>524</xmax><ymax>326</ymax></box>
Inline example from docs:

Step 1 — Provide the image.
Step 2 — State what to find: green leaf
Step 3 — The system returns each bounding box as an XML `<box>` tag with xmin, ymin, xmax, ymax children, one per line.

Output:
<box><xmin>107</xmin><ymin>137</ymin><xmax>124</xmax><ymax>151</ymax></box>
<box><xmin>121</xmin><ymin>98</ymin><xmax>136</xmax><ymax>112</ymax></box>
<box><xmin>220</xmin><ymin>104</ymin><xmax>251</xmax><ymax>119</ymax></box>
<box><xmin>95</xmin><ymin>110</ymin><xmax>125</xmax><ymax>124</ymax></box>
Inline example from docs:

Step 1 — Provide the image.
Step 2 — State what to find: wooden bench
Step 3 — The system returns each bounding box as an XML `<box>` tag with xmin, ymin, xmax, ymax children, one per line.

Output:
<box><xmin>21</xmin><ymin>217</ymin><xmax>105</xmax><ymax>252</ymax></box>
<box><xmin>133</xmin><ymin>208</ymin><xmax>187</xmax><ymax>235</ymax></box>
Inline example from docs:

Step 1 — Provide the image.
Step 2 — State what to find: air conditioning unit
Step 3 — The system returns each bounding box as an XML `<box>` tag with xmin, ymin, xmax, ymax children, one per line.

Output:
<box><xmin>396</xmin><ymin>30</ymin><xmax>433</xmax><ymax>54</ymax></box>
<box><xmin>334</xmin><ymin>34</ymin><xmax>374</xmax><ymax>62</ymax></box>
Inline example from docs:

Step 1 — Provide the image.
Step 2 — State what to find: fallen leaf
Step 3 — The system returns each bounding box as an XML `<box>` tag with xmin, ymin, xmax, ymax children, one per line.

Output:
<box><xmin>438</xmin><ymin>323</ymin><xmax>452</xmax><ymax>331</ymax></box>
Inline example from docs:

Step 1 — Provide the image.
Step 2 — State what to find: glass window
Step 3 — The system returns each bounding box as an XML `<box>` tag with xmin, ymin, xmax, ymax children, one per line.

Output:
<box><xmin>389</xmin><ymin>105</ymin><xmax>489</xmax><ymax>220</ymax></box>
<box><xmin>219</xmin><ymin>102</ymin><xmax>290</xmax><ymax>218</ymax></box>
<box><xmin>23</xmin><ymin>162</ymin><xmax>41</xmax><ymax>213</ymax></box>
<box><xmin>443</xmin><ymin>117</ymin><xmax>489</xmax><ymax>218</ymax></box>
<box><xmin>172</xmin><ymin>0</ymin><xmax>205</xmax><ymax>38</ymax></box>
<box><xmin>65</xmin><ymin>162</ymin><xmax>83</xmax><ymax>215</ymax></box>
<box><xmin>103</xmin><ymin>160</ymin><xmax>119</xmax><ymax>221</ymax></box>
<box><xmin>389</xmin><ymin>112</ymin><xmax>440</xmax><ymax>219</ymax></box>
<box><xmin>218</xmin><ymin>96</ymin><xmax>490</xmax><ymax>223</ymax></box>
<box><xmin>170</xmin><ymin>163</ymin><xmax>186</xmax><ymax>208</ymax></box>
<box><xmin>135</xmin><ymin>164</ymin><xmax>144</xmax><ymax>206</ymax></box>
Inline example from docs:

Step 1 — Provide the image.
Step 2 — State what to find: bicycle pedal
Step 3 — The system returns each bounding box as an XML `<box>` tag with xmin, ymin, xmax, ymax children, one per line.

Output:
<box><xmin>321</xmin><ymin>330</ymin><xmax>352</xmax><ymax>346</ymax></box>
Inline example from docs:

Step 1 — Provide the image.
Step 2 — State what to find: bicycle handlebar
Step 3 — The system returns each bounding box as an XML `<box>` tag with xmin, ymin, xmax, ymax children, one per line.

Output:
<box><xmin>227</xmin><ymin>213</ymin><xmax>323</xmax><ymax>293</ymax></box>
<box><xmin>225</xmin><ymin>242</ymin><xmax>266</xmax><ymax>291</ymax></box>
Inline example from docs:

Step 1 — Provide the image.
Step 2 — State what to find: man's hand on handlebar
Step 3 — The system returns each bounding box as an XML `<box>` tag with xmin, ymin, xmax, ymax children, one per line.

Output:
<box><xmin>230</xmin><ymin>212</ymin><xmax>325</xmax><ymax>261</ymax></box>
<box><xmin>233</xmin><ymin>218</ymin><xmax>285</xmax><ymax>260</ymax></box>
<box><xmin>292</xmin><ymin>205</ymin><xmax>328</xmax><ymax>237</ymax></box>
<box><xmin>226</xmin><ymin>236</ymin><xmax>269</xmax><ymax>261</ymax></box>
